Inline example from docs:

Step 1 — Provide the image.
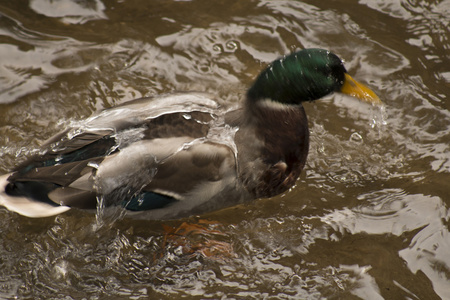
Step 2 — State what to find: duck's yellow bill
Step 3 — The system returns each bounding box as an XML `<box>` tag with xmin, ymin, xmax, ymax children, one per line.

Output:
<box><xmin>341</xmin><ymin>73</ymin><xmax>382</xmax><ymax>105</ymax></box>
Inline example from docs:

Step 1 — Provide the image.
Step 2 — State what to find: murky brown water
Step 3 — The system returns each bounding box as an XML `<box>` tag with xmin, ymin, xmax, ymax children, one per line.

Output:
<box><xmin>0</xmin><ymin>0</ymin><xmax>449</xmax><ymax>299</ymax></box>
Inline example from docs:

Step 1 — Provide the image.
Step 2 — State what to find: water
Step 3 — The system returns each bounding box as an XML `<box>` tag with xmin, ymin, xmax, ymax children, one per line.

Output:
<box><xmin>0</xmin><ymin>0</ymin><xmax>449</xmax><ymax>298</ymax></box>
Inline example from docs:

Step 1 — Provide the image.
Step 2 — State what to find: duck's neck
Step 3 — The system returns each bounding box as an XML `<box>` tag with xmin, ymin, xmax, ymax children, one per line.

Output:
<box><xmin>237</xmin><ymin>99</ymin><xmax>309</xmax><ymax>198</ymax></box>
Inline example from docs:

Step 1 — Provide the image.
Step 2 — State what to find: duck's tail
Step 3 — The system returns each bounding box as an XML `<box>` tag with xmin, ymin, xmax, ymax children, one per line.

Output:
<box><xmin>0</xmin><ymin>174</ymin><xmax>71</xmax><ymax>218</ymax></box>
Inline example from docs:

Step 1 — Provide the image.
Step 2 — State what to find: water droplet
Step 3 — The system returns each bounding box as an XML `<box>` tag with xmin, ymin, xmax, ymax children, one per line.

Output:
<box><xmin>198</xmin><ymin>64</ymin><xmax>210</xmax><ymax>73</ymax></box>
<box><xmin>212</xmin><ymin>44</ymin><xmax>223</xmax><ymax>53</ymax></box>
<box><xmin>350</xmin><ymin>132</ymin><xmax>363</xmax><ymax>143</ymax></box>
<box><xmin>225</xmin><ymin>40</ymin><xmax>239</xmax><ymax>52</ymax></box>
<box><xmin>380</xmin><ymin>105</ymin><xmax>388</xmax><ymax>125</ymax></box>
<box><xmin>87</xmin><ymin>161</ymin><xmax>100</xmax><ymax>169</ymax></box>
<box><xmin>317</xmin><ymin>143</ymin><xmax>326</xmax><ymax>154</ymax></box>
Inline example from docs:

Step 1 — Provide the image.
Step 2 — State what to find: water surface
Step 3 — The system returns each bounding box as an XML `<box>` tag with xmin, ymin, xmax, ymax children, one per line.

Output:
<box><xmin>0</xmin><ymin>0</ymin><xmax>449</xmax><ymax>299</ymax></box>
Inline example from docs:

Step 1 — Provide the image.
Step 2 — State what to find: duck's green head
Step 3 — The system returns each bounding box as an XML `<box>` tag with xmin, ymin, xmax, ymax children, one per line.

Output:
<box><xmin>247</xmin><ymin>48</ymin><xmax>380</xmax><ymax>105</ymax></box>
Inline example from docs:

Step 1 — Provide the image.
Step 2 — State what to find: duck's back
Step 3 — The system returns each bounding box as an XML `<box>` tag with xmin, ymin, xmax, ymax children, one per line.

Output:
<box><xmin>2</xmin><ymin>93</ymin><xmax>247</xmax><ymax>219</ymax></box>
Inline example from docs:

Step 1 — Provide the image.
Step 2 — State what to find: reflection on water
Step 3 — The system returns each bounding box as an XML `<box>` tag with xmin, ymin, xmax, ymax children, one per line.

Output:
<box><xmin>0</xmin><ymin>0</ymin><xmax>449</xmax><ymax>298</ymax></box>
<box><xmin>30</xmin><ymin>0</ymin><xmax>107</xmax><ymax>24</ymax></box>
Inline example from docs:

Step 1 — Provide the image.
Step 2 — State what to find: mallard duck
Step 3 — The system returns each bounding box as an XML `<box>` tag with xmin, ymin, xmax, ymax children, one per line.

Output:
<box><xmin>0</xmin><ymin>48</ymin><xmax>380</xmax><ymax>219</ymax></box>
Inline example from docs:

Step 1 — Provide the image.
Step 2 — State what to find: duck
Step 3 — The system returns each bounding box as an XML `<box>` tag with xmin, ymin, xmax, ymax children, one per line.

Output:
<box><xmin>0</xmin><ymin>48</ymin><xmax>381</xmax><ymax>219</ymax></box>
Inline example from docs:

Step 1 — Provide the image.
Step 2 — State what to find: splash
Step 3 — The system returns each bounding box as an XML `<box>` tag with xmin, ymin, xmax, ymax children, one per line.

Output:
<box><xmin>369</xmin><ymin>103</ymin><xmax>388</xmax><ymax>129</ymax></box>
<box><xmin>88</xmin><ymin>142</ymin><xmax>159</xmax><ymax>228</ymax></box>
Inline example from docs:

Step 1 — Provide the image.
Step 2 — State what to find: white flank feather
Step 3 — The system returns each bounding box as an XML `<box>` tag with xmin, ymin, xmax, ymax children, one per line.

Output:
<box><xmin>0</xmin><ymin>174</ymin><xmax>70</xmax><ymax>218</ymax></box>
